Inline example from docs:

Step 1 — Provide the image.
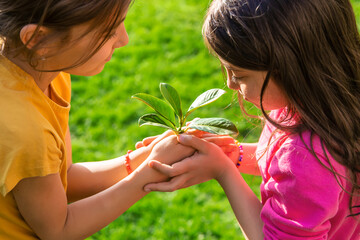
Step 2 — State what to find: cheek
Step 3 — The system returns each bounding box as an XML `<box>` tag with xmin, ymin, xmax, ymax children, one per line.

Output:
<box><xmin>262</xmin><ymin>83</ymin><xmax>289</xmax><ymax>110</ymax></box>
<box><xmin>88</xmin><ymin>46</ymin><xmax>109</xmax><ymax>62</ymax></box>
<box><xmin>64</xmin><ymin>50</ymin><xmax>108</xmax><ymax>76</ymax></box>
<box><xmin>240</xmin><ymin>83</ymin><xmax>260</xmax><ymax>100</ymax></box>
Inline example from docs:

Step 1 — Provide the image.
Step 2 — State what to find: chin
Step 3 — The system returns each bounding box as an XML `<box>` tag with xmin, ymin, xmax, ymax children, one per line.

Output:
<box><xmin>69</xmin><ymin>65</ymin><xmax>105</xmax><ymax>76</ymax></box>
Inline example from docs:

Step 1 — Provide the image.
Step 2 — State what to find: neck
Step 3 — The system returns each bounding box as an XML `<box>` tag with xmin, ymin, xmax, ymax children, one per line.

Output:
<box><xmin>5</xmin><ymin>54</ymin><xmax>60</xmax><ymax>93</ymax></box>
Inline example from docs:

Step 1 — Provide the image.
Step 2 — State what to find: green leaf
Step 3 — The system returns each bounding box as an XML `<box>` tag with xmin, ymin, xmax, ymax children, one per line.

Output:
<box><xmin>138</xmin><ymin>113</ymin><xmax>176</xmax><ymax>131</ymax></box>
<box><xmin>186</xmin><ymin>89</ymin><xmax>226</xmax><ymax>116</ymax></box>
<box><xmin>132</xmin><ymin>93</ymin><xmax>176</xmax><ymax>124</ymax></box>
<box><xmin>188</xmin><ymin>117</ymin><xmax>238</xmax><ymax>136</ymax></box>
<box><xmin>160</xmin><ymin>83</ymin><xmax>183</xmax><ymax>119</ymax></box>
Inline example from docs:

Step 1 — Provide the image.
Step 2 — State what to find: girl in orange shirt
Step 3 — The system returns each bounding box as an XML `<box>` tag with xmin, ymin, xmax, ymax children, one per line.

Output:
<box><xmin>0</xmin><ymin>1</ymin><xmax>195</xmax><ymax>239</ymax></box>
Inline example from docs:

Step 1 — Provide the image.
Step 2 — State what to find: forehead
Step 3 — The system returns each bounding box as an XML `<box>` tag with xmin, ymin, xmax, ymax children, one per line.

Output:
<box><xmin>219</xmin><ymin>58</ymin><xmax>246</xmax><ymax>72</ymax></box>
<box><xmin>220</xmin><ymin>58</ymin><xmax>269</xmax><ymax>79</ymax></box>
<box><xmin>68</xmin><ymin>10</ymin><xmax>127</xmax><ymax>39</ymax></box>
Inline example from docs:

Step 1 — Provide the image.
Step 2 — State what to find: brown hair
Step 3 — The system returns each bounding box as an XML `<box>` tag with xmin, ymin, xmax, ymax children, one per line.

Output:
<box><xmin>203</xmin><ymin>0</ymin><xmax>360</xmax><ymax>215</ymax></box>
<box><xmin>0</xmin><ymin>0</ymin><xmax>133</xmax><ymax>71</ymax></box>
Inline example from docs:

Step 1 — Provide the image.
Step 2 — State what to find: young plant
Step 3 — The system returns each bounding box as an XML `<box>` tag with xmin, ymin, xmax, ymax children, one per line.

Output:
<box><xmin>132</xmin><ymin>83</ymin><xmax>238</xmax><ymax>136</ymax></box>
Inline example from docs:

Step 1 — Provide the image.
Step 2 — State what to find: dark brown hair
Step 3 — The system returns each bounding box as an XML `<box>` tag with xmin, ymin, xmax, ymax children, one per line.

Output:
<box><xmin>0</xmin><ymin>0</ymin><xmax>133</xmax><ymax>71</ymax></box>
<box><xmin>203</xmin><ymin>0</ymin><xmax>360</xmax><ymax>215</ymax></box>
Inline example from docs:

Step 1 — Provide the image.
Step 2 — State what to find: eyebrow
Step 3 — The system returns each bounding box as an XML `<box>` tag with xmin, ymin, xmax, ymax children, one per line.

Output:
<box><xmin>220</xmin><ymin>60</ymin><xmax>241</xmax><ymax>71</ymax></box>
<box><xmin>223</xmin><ymin>64</ymin><xmax>246</xmax><ymax>73</ymax></box>
<box><xmin>120</xmin><ymin>16</ymin><xmax>127</xmax><ymax>23</ymax></box>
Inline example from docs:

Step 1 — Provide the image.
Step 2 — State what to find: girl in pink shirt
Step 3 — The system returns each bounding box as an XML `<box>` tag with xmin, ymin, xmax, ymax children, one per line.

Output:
<box><xmin>143</xmin><ymin>0</ymin><xmax>360</xmax><ymax>239</ymax></box>
<box><xmin>0</xmin><ymin>0</ymin><xmax>195</xmax><ymax>239</ymax></box>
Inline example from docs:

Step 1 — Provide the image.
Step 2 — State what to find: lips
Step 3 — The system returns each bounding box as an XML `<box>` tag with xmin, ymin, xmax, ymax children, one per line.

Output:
<box><xmin>105</xmin><ymin>51</ymin><xmax>114</xmax><ymax>62</ymax></box>
<box><xmin>105</xmin><ymin>54</ymin><xmax>112</xmax><ymax>62</ymax></box>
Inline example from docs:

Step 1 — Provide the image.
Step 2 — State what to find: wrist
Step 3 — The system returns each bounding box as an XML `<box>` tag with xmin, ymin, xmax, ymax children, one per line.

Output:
<box><xmin>127</xmin><ymin>159</ymin><xmax>170</xmax><ymax>192</ymax></box>
<box><xmin>215</xmin><ymin>158</ymin><xmax>237</xmax><ymax>183</ymax></box>
<box><xmin>235</xmin><ymin>143</ymin><xmax>243</xmax><ymax>168</ymax></box>
<box><xmin>125</xmin><ymin>150</ymin><xmax>133</xmax><ymax>174</ymax></box>
<box><xmin>126</xmin><ymin>146</ymin><xmax>151</xmax><ymax>172</ymax></box>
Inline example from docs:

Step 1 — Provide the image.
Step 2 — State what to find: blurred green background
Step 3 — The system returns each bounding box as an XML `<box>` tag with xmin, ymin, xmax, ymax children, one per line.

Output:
<box><xmin>69</xmin><ymin>0</ymin><xmax>360</xmax><ymax>239</ymax></box>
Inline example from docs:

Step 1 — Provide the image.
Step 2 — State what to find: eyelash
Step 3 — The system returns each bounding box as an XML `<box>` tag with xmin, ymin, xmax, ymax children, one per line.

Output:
<box><xmin>231</xmin><ymin>75</ymin><xmax>244</xmax><ymax>82</ymax></box>
<box><xmin>108</xmin><ymin>33</ymin><xmax>117</xmax><ymax>38</ymax></box>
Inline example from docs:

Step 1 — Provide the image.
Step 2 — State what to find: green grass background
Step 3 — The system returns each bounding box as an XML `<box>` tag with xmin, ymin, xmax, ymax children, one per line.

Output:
<box><xmin>69</xmin><ymin>0</ymin><xmax>360</xmax><ymax>239</ymax></box>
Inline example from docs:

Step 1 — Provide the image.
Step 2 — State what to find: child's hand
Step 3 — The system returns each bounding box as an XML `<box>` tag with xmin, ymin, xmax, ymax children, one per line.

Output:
<box><xmin>135</xmin><ymin>119</ymin><xmax>205</xmax><ymax>149</ymax></box>
<box><xmin>135</xmin><ymin>130</ymin><xmax>175</xmax><ymax>149</ymax></box>
<box><xmin>132</xmin><ymin>135</ymin><xmax>196</xmax><ymax>186</ymax></box>
<box><xmin>143</xmin><ymin>134</ymin><xmax>236</xmax><ymax>192</ymax></box>
<box><xmin>187</xmin><ymin>130</ymin><xmax>240</xmax><ymax>165</ymax></box>
<box><xmin>137</xmin><ymin>130</ymin><xmax>239</xmax><ymax>163</ymax></box>
<box><xmin>136</xmin><ymin>130</ymin><xmax>239</xmax><ymax>163</ymax></box>
<box><xmin>146</xmin><ymin>135</ymin><xmax>195</xmax><ymax>166</ymax></box>
<box><xmin>198</xmin><ymin>133</ymin><xmax>239</xmax><ymax>165</ymax></box>
<box><xmin>135</xmin><ymin>135</ymin><xmax>157</xmax><ymax>149</ymax></box>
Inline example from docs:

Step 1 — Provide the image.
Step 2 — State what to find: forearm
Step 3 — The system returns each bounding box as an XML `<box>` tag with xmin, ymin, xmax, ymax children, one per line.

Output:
<box><xmin>63</xmin><ymin>177</ymin><xmax>147</xmax><ymax>239</ymax></box>
<box><xmin>52</xmin><ymin>165</ymin><xmax>165</xmax><ymax>240</ymax></box>
<box><xmin>14</xmin><ymin>135</ymin><xmax>194</xmax><ymax>240</ymax></box>
<box><xmin>67</xmin><ymin>146</ymin><xmax>149</xmax><ymax>202</ymax></box>
<box><xmin>238</xmin><ymin>143</ymin><xmax>261</xmax><ymax>175</ymax></box>
<box><xmin>63</xmin><ymin>161</ymin><xmax>171</xmax><ymax>240</ymax></box>
<box><xmin>218</xmin><ymin>163</ymin><xmax>264</xmax><ymax>240</ymax></box>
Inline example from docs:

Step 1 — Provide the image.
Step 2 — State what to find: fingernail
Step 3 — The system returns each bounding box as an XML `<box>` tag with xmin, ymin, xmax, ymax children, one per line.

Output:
<box><xmin>144</xmin><ymin>188</ymin><xmax>151</xmax><ymax>192</ymax></box>
<box><xmin>179</xmin><ymin>134</ymin><xmax>189</xmax><ymax>142</ymax></box>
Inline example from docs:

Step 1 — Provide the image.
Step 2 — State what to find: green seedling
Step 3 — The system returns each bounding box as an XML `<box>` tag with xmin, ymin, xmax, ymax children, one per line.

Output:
<box><xmin>132</xmin><ymin>83</ymin><xmax>238</xmax><ymax>136</ymax></box>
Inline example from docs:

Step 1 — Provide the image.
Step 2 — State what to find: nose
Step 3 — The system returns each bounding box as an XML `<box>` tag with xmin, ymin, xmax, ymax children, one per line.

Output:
<box><xmin>115</xmin><ymin>23</ymin><xmax>129</xmax><ymax>48</ymax></box>
<box><xmin>226</xmin><ymin>70</ymin><xmax>240</xmax><ymax>90</ymax></box>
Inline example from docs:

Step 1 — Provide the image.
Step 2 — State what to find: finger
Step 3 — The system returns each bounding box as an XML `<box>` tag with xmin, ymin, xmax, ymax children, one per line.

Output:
<box><xmin>201</xmin><ymin>135</ymin><xmax>235</xmax><ymax>141</ymax></box>
<box><xmin>148</xmin><ymin>160</ymin><xmax>176</xmax><ymax>177</ymax></box>
<box><xmin>203</xmin><ymin>136</ymin><xmax>236</xmax><ymax>145</ymax></box>
<box><xmin>135</xmin><ymin>141</ymin><xmax>144</xmax><ymax>149</ymax></box>
<box><xmin>178</xmin><ymin>134</ymin><xmax>212</xmax><ymax>153</ymax></box>
<box><xmin>198</xmin><ymin>133</ymin><xmax>218</xmax><ymax>138</ymax></box>
<box><xmin>144</xmin><ymin>174</ymin><xmax>189</xmax><ymax>192</ymax></box>
<box><xmin>220</xmin><ymin>144</ymin><xmax>238</xmax><ymax>153</ymax></box>
<box><xmin>182</xmin><ymin>176</ymin><xmax>208</xmax><ymax>188</ymax></box>
<box><xmin>185</xmin><ymin>129</ymin><xmax>206</xmax><ymax>138</ymax></box>
<box><xmin>141</xmin><ymin>136</ymin><xmax>158</xmax><ymax>147</ymax></box>
<box><xmin>149</xmin><ymin>159</ymin><xmax>190</xmax><ymax>177</ymax></box>
<box><xmin>202</xmin><ymin>135</ymin><xmax>234</xmax><ymax>141</ymax></box>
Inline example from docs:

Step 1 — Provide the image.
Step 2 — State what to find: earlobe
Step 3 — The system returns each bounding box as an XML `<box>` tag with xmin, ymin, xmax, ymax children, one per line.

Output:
<box><xmin>19</xmin><ymin>24</ymin><xmax>48</xmax><ymax>49</ymax></box>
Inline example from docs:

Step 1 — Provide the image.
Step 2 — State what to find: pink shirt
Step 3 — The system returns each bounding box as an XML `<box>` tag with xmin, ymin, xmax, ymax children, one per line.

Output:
<box><xmin>256</xmin><ymin>109</ymin><xmax>360</xmax><ymax>239</ymax></box>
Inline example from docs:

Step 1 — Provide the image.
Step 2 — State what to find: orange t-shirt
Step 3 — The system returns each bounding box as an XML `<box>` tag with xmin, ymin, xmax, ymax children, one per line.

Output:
<box><xmin>0</xmin><ymin>55</ymin><xmax>71</xmax><ymax>239</ymax></box>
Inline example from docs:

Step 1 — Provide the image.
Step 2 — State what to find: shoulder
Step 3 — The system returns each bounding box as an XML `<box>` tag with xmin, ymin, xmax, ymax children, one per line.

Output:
<box><xmin>0</xmin><ymin>123</ymin><xmax>63</xmax><ymax>196</ymax></box>
<box><xmin>260</xmin><ymin>108</ymin><xmax>346</xmax><ymax>180</ymax></box>
<box><xmin>260</xmin><ymin>132</ymin><xmax>348</xmax><ymax>237</ymax></box>
<box><xmin>268</xmin><ymin>131</ymin><xmax>347</xmax><ymax>193</ymax></box>
<box><xmin>0</xmin><ymin>104</ymin><xmax>63</xmax><ymax>196</ymax></box>
<box><xmin>266</xmin><ymin>130</ymin><xmax>349</xmax><ymax>216</ymax></box>
<box><xmin>279</xmin><ymin>131</ymin><xmax>346</xmax><ymax>178</ymax></box>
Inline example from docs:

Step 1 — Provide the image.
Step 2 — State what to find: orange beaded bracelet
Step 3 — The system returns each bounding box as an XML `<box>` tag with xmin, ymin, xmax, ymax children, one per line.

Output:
<box><xmin>125</xmin><ymin>150</ymin><xmax>133</xmax><ymax>175</ymax></box>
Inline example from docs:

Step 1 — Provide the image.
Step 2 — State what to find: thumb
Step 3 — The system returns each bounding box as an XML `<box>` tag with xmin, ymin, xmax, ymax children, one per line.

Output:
<box><xmin>178</xmin><ymin>134</ymin><xmax>209</xmax><ymax>153</ymax></box>
<box><xmin>135</xmin><ymin>141</ymin><xmax>144</xmax><ymax>149</ymax></box>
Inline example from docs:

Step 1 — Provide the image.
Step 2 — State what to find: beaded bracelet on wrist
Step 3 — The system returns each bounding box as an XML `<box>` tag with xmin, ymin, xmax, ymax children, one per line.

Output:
<box><xmin>236</xmin><ymin>145</ymin><xmax>243</xmax><ymax>168</ymax></box>
<box><xmin>234</xmin><ymin>140</ymin><xmax>243</xmax><ymax>168</ymax></box>
<box><xmin>125</xmin><ymin>150</ymin><xmax>133</xmax><ymax>175</ymax></box>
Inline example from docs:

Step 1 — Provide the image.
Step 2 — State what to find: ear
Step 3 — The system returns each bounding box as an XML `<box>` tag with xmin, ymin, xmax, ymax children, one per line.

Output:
<box><xmin>19</xmin><ymin>24</ymin><xmax>50</xmax><ymax>50</ymax></box>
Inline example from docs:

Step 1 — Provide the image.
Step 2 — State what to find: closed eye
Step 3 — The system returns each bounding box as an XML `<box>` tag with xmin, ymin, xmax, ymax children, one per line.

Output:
<box><xmin>108</xmin><ymin>32</ymin><xmax>117</xmax><ymax>38</ymax></box>
<box><xmin>231</xmin><ymin>75</ymin><xmax>245</xmax><ymax>82</ymax></box>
